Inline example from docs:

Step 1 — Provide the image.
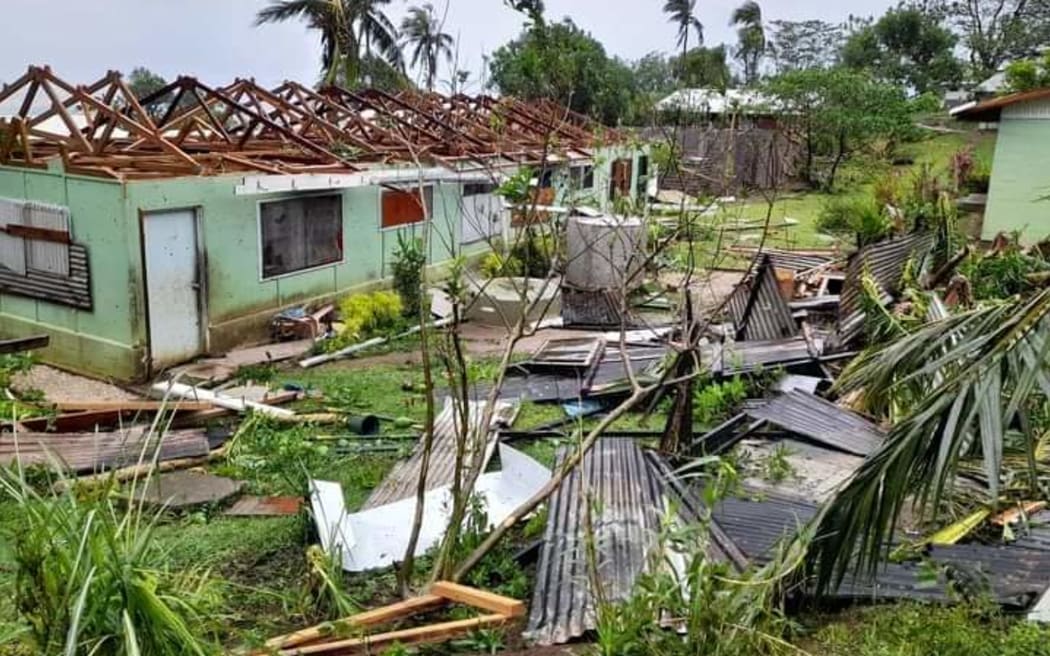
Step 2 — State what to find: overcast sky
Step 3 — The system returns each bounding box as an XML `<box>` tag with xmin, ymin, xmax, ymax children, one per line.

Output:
<box><xmin>0</xmin><ymin>0</ymin><xmax>898</xmax><ymax>92</ymax></box>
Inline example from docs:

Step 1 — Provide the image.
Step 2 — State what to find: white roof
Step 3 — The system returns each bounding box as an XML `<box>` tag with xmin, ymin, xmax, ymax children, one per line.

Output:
<box><xmin>655</xmin><ymin>88</ymin><xmax>777</xmax><ymax>115</ymax></box>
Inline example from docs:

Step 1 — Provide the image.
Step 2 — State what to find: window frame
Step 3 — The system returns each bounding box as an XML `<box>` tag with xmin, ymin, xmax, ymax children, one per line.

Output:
<box><xmin>379</xmin><ymin>185</ymin><xmax>434</xmax><ymax>232</ymax></box>
<box><xmin>256</xmin><ymin>192</ymin><xmax>345</xmax><ymax>282</ymax></box>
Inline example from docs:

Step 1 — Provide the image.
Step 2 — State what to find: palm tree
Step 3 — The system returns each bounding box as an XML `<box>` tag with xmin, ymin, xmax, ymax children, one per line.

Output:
<box><xmin>663</xmin><ymin>0</ymin><xmax>703</xmax><ymax>60</ymax></box>
<box><xmin>255</xmin><ymin>0</ymin><xmax>350</xmax><ymax>86</ymax></box>
<box><xmin>401</xmin><ymin>3</ymin><xmax>454</xmax><ymax>91</ymax></box>
<box><xmin>255</xmin><ymin>0</ymin><xmax>402</xmax><ymax>88</ymax></box>
<box><xmin>807</xmin><ymin>287</ymin><xmax>1050</xmax><ymax>593</ymax></box>
<box><xmin>731</xmin><ymin>1</ymin><xmax>765</xmax><ymax>85</ymax></box>
<box><xmin>351</xmin><ymin>0</ymin><xmax>403</xmax><ymax>86</ymax></box>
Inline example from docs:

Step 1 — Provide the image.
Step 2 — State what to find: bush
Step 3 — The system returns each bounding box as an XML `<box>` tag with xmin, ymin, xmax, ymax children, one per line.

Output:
<box><xmin>479</xmin><ymin>251</ymin><xmax>523</xmax><ymax>279</ymax></box>
<box><xmin>509</xmin><ymin>228</ymin><xmax>556</xmax><ymax>278</ymax></box>
<box><xmin>390</xmin><ymin>234</ymin><xmax>426</xmax><ymax>318</ymax></box>
<box><xmin>337</xmin><ymin>290</ymin><xmax>404</xmax><ymax>342</ymax></box>
<box><xmin>817</xmin><ymin>195</ymin><xmax>892</xmax><ymax>246</ymax></box>
<box><xmin>0</xmin><ymin>460</ymin><xmax>222</xmax><ymax>654</ymax></box>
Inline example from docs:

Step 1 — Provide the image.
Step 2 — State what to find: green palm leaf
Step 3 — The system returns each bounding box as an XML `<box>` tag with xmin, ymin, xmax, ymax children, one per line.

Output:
<box><xmin>808</xmin><ymin>288</ymin><xmax>1050</xmax><ymax>593</ymax></box>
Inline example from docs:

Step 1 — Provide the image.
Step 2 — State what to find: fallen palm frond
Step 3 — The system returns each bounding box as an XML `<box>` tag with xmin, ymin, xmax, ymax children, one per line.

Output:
<box><xmin>808</xmin><ymin>288</ymin><xmax>1050</xmax><ymax>593</ymax></box>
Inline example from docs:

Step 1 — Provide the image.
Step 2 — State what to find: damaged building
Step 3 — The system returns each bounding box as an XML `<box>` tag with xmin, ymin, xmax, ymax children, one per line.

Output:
<box><xmin>0</xmin><ymin>66</ymin><xmax>649</xmax><ymax>380</ymax></box>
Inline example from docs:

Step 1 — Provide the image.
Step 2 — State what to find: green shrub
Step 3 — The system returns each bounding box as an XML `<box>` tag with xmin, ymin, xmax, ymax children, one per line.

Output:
<box><xmin>817</xmin><ymin>195</ymin><xmax>892</xmax><ymax>246</ymax></box>
<box><xmin>479</xmin><ymin>251</ymin><xmax>524</xmax><ymax>279</ymax></box>
<box><xmin>337</xmin><ymin>290</ymin><xmax>404</xmax><ymax>343</ymax></box>
<box><xmin>509</xmin><ymin>228</ymin><xmax>557</xmax><ymax>278</ymax></box>
<box><xmin>390</xmin><ymin>234</ymin><xmax>426</xmax><ymax>318</ymax></box>
<box><xmin>0</xmin><ymin>455</ymin><xmax>222</xmax><ymax>654</ymax></box>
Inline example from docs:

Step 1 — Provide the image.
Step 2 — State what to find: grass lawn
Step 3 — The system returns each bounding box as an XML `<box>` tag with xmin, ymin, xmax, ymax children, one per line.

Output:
<box><xmin>678</xmin><ymin>127</ymin><xmax>999</xmax><ymax>265</ymax></box>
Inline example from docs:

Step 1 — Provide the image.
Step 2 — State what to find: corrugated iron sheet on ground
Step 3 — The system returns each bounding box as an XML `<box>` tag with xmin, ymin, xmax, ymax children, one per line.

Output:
<box><xmin>0</xmin><ymin>427</ymin><xmax>210</xmax><ymax>473</ymax></box>
<box><xmin>527</xmin><ymin>439</ymin><xmax>668</xmax><ymax>645</ymax></box>
<box><xmin>730</xmin><ymin>247</ymin><xmax>838</xmax><ymax>272</ymax></box>
<box><xmin>745</xmin><ymin>390</ymin><xmax>885</xmax><ymax>456</ymax></box>
<box><xmin>726</xmin><ymin>255</ymin><xmax>798</xmax><ymax>342</ymax></box>
<box><xmin>700</xmin><ymin>336</ymin><xmax>822</xmax><ymax>376</ymax></box>
<box><xmin>711</xmin><ymin>489</ymin><xmax>1050</xmax><ymax>607</ymax></box>
<box><xmin>836</xmin><ymin>232</ymin><xmax>935</xmax><ymax>346</ymax></box>
<box><xmin>361</xmin><ymin>397</ymin><xmax>514</xmax><ymax>509</ymax></box>
<box><xmin>498</xmin><ymin>344</ymin><xmax>666</xmax><ymax>402</ymax></box>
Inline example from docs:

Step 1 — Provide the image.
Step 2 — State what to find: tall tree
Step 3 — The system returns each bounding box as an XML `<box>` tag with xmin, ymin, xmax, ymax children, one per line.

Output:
<box><xmin>632</xmin><ymin>52</ymin><xmax>676</xmax><ymax>96</ymax></box>
<box><xmin>352</xmin><ymin>0</ymin><xmax>403</xmax><ymax>86</ymax></box>
<box><xmin>401</xmin><ymin>3</ymin><xmax>454</xmax><ymax>91</ymax></box>
<box><xmin>767</xmin><ymin>19</ymin><xmax>845</xmax><ymax>73</ymax></box>
<box><xmin>937</xmin><ymin>0</ymin><xmax>1050</xmax><ymax>80</ymax></box>
<box><xmin>731</xmin><ymin>1</ymin><xmax>765</xmax><ymax>85</ymax></box>
<box><xmin>663</xmin><ymin>0</ymin><xmax>704</xmax><ymax>60</ymax></box>
<box><xmin>488</xmin><ymin>18</ymin><xmax>635</xmax><ymax>125</ymax></box>
<box><xmin>674</xmin><ymin>45</ymin><xmax>731</xmax><ymax>89</ymax></box>
<box><xmin>765</xmin><ymin>68</ymin><xmax>922</xmax><ymax>190</ymax></box>
<box><xmin>127</xmin><ymin>67</ymin><xmax>167</xmax><ymax>99</ymax></box>
<box><xmin>842</xmin><ymin>7</ymin><xmax>962</xmax><ymax>93</ymax></box>
<box><xmin>255</xmin><ymin>0</ymin><xmax>402</xmax><ymax>88</ymax></box>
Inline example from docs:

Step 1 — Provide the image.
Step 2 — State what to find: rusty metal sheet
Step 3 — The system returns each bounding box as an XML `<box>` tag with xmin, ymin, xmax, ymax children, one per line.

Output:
<box><xmin>0</xmin><ymin>427</ymin><xmax>209</xmax><ymax>473</ymax></box>
<box><xmin>835</xmin><ymin>232</ymin><xmax>935</xmax><ymax>347</ymax></box>
<box><xmin>225</xmin><ymin>495</ymin><xmax>303</xmax><ymax>516</ymax></box>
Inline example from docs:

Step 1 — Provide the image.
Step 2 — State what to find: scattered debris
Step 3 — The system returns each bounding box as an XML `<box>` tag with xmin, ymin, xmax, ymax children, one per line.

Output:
<box><xmin>151</xmin><ymin>380</ymin><xmax>296</xmax><ymax>420</ymax></box>
<box><xmin>311</xmin><ymin>443</ymin><xmax>548</xmax><ymax>571</ymax></box>
<box><xmin>363</xmin><ymin>398</ymin><xmax>517</xmax><ymax>509</ymax></box>
<box><xmin>130</xmin><ymin>470</ymin><xmax>244</xmax><ymax>510</ymax></box>
<box><xmin>258</xmin><ymin>581</ymin><xmax>524</xmax><ymax>655</ymax></box>
<box><xmin>726</xmin><ymin>254</ymin><xmax>798</xmax><ymax>341</ymax></box>
<box><xmin>225</xmin><ymin>495</ymin><xmax>303</xmax><ymax>517</ymax></box>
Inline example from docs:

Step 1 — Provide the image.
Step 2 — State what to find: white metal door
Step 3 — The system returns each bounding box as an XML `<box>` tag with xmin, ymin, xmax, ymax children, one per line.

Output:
<box><xmin>461</xmin><ymin>184</ymin><xmax>502</xmax><ymax>244</ymax></box>
<box><xmin>143</xmin><ymin>209</ymin><xmax>202</xmax><ymax>369</ymax></box>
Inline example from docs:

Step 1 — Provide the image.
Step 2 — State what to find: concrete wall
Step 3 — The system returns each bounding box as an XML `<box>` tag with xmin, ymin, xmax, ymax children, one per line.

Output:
<box><xmin>984</xmin><ymin>117</ymin><xmax>1050</xmax><ymax>243</ymax></box>
<box><xmin>0</xmin><ymin>166</ymin><xmax>141</xmax><ymax>379</ymax></box>
<box><xmin>126</xmin><ymin>175</ymin><xmax>473</xmax><ymax>356</ymax></box>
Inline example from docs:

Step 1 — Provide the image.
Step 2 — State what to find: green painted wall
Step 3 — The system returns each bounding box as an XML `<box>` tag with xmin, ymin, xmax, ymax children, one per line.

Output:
<box><xmin>125</xmin><ymin>174</ymin><xmax>469</xmax><ymax>355</ymax></box>
<box><xmin>0</xmin><ymin>166</ymin><xmax>141</xmax><ymax>379</ymax></box>
<box><xmin>983</xmin><ymin>119</ymin><xmax>1050</xmax><ymax>243</ymax></box>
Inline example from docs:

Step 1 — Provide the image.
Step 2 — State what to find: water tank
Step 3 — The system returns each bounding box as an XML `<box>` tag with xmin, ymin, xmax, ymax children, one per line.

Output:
<box><xmin>564</xmin><ymin>214</ymin><xmax>645</xmax><ymax>291</ymax></box>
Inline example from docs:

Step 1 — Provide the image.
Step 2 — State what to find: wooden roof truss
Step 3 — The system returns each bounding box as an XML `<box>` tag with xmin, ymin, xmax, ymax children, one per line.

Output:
<box><xmin>0</xmin><ymin>66</ymin><xmax>619</xmax><ymax>181</ymax></box>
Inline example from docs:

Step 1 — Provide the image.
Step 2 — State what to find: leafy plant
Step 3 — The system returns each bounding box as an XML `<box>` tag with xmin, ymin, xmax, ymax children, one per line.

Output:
<box><xmin>509</xmin><ymin>229</ymin><xmax>556</xmax><ymax>278</ymax></box>
<box><xmin>0</xmin><ymin>458</ymin><xmax>222</xmax><ymax>654</ymax></box>
<box><xmin>592</xmin><ymin>459</ymin><xmax>803</xmax><ymax>656</ymax></box>
<box><xmin>335</xmin><ymin>290</ymin><xmax>404</xmax><ymax>347</ymax></box>
<box><xmin>816</xmin><ymin>195</ymin><xmax>892</xmax><ymax>246</ymax></box>
<box><xmin>960</xmin><ymin>240</ymin><xmax>1048</xmax><ymax>300</ymax></box>
<box><xmin>693</xmin><ymin>376</ymin><xmax>749</xmax><ymax>425</ymax></box>
<box><xmin>479</xmin><ymin>251</ymin><xmax>524</xmax><ymax>279</ymax></box>
<box><xmin>391</xmin><ymin>233</ymin><xmax>427</xmax><ymax>318</ymax></box>
<box><xmin>761</xmin><ymin>444</ymin><xmax>798</xmax><ymax>484</ymax></box>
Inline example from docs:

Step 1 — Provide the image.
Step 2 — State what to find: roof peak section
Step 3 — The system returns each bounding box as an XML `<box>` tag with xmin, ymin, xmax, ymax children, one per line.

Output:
<box><xmin>0</xmin><ymin>65</ymin><xmax>621</xmax><ymax>181</ymax></box>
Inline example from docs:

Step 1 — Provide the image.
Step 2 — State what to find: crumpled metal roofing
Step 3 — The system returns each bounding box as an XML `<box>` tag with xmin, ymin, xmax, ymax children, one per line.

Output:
<box><xmin>745</xmin><ymin>390</ymin><xmax>885</xmax><ymax>456</ymax></box>
<box><xmin>527</xmin><ymin>439</ymin><xmax>690</xmax><ymax>645</ymax></box>
<box><xmin>526</xmin><ymin>439</ymin><xmax>662</xmax><ymax>644</ymax></box>
<box><xmin>361</xmin><ymin>397</ymin><xmax>514</xmax><ymax>509</ymax></box>
<box><xmin>711</xmin><ymin>489</ymin><xmax>1050</xmax><ymax>607</ymax></box>
<box><xmin>700</xmin><ymin>335</ymin><xmax>823</xmax><ymax>376</ymax></box>
<box><xmin>498</xmin><ymin>344</ymin><xmax>666</xmax><ymax>402</ymax></box>
<box><xmin>726</xmin><ymin>255</ymin><xmax>798</xmax><ymax>342</ymax></box>
<box><xmin>836</xmin><ymin>232</ymin><xmax>936</xmax><ymax>347</ymax></box>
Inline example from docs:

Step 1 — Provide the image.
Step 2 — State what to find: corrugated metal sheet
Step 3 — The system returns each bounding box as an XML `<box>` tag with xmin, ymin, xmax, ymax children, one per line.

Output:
<box><xmin>0</xmin><ymin>198</ymin><xmax>26</xmax><ymax>276</ymax></box>
<box><xmin>361</xmin><ymin>397</ymin><xmax>515</xmax><ymax>509</ymax></box>
<box><xmin>742</xmin><ymin>247</ymin><xmax>837</xmax><ymax>272</ymax></box>
<box><xmin>745</xmin><ymin>390</ymin><xmax>884</xmax><ymax>456</ymax></box>
<box><xmin>726</xmin><ymin>255</ymin><xmax>798</xmax><ymax>342</ymax></box>
<box><xmin>700</xmin><ymin>336</ymin><xmax>822</xmax><ymax>376</ymax></box>
<box><xmin>0</xmin><ymin>243</ymin><xmax>92</xmax><ymax>309</ymax></box>
<box><xmin>24</xmin><ymin>201</ymin><xmax>70</xmax><ymax>277</ymax></box>
<box><xmin>836</xmin><ymin>232</ymin><xmax>935</xmax><ymax>346</ymax></box>
<box><xmin>1003</xmin><ymin>96</ymin><xmax>1050</xmax><ymax>120</ymax></box>
<box><xmin>711</xmin><ymin>490</ymin><xmax>1050</xmax><ymax>607</ymax></box>
<box><xmin>527</xmin><ymin>439</ymin><xmax>669</xmax><ymax>645</ymax></box>
<box><xmin>0</xmin><ymin>427</ymin><xmax>209</xmax><ymax>473</ymax></box>
<box><xmin>499</xmin><ymin>345</ymin><xmax>666</xmax><ymax>402</ymax></box>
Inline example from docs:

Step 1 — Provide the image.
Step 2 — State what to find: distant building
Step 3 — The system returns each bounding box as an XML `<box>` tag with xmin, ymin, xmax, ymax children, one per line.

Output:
<box><xmin>654</xmin><ymin>88</ymin><xmax>781</xmax><ymax>128</ymax></box>
<box><xmin>952</xmin><ymin>89</ymin><xmax>1050</xmax><ymax>244</ymax></box>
